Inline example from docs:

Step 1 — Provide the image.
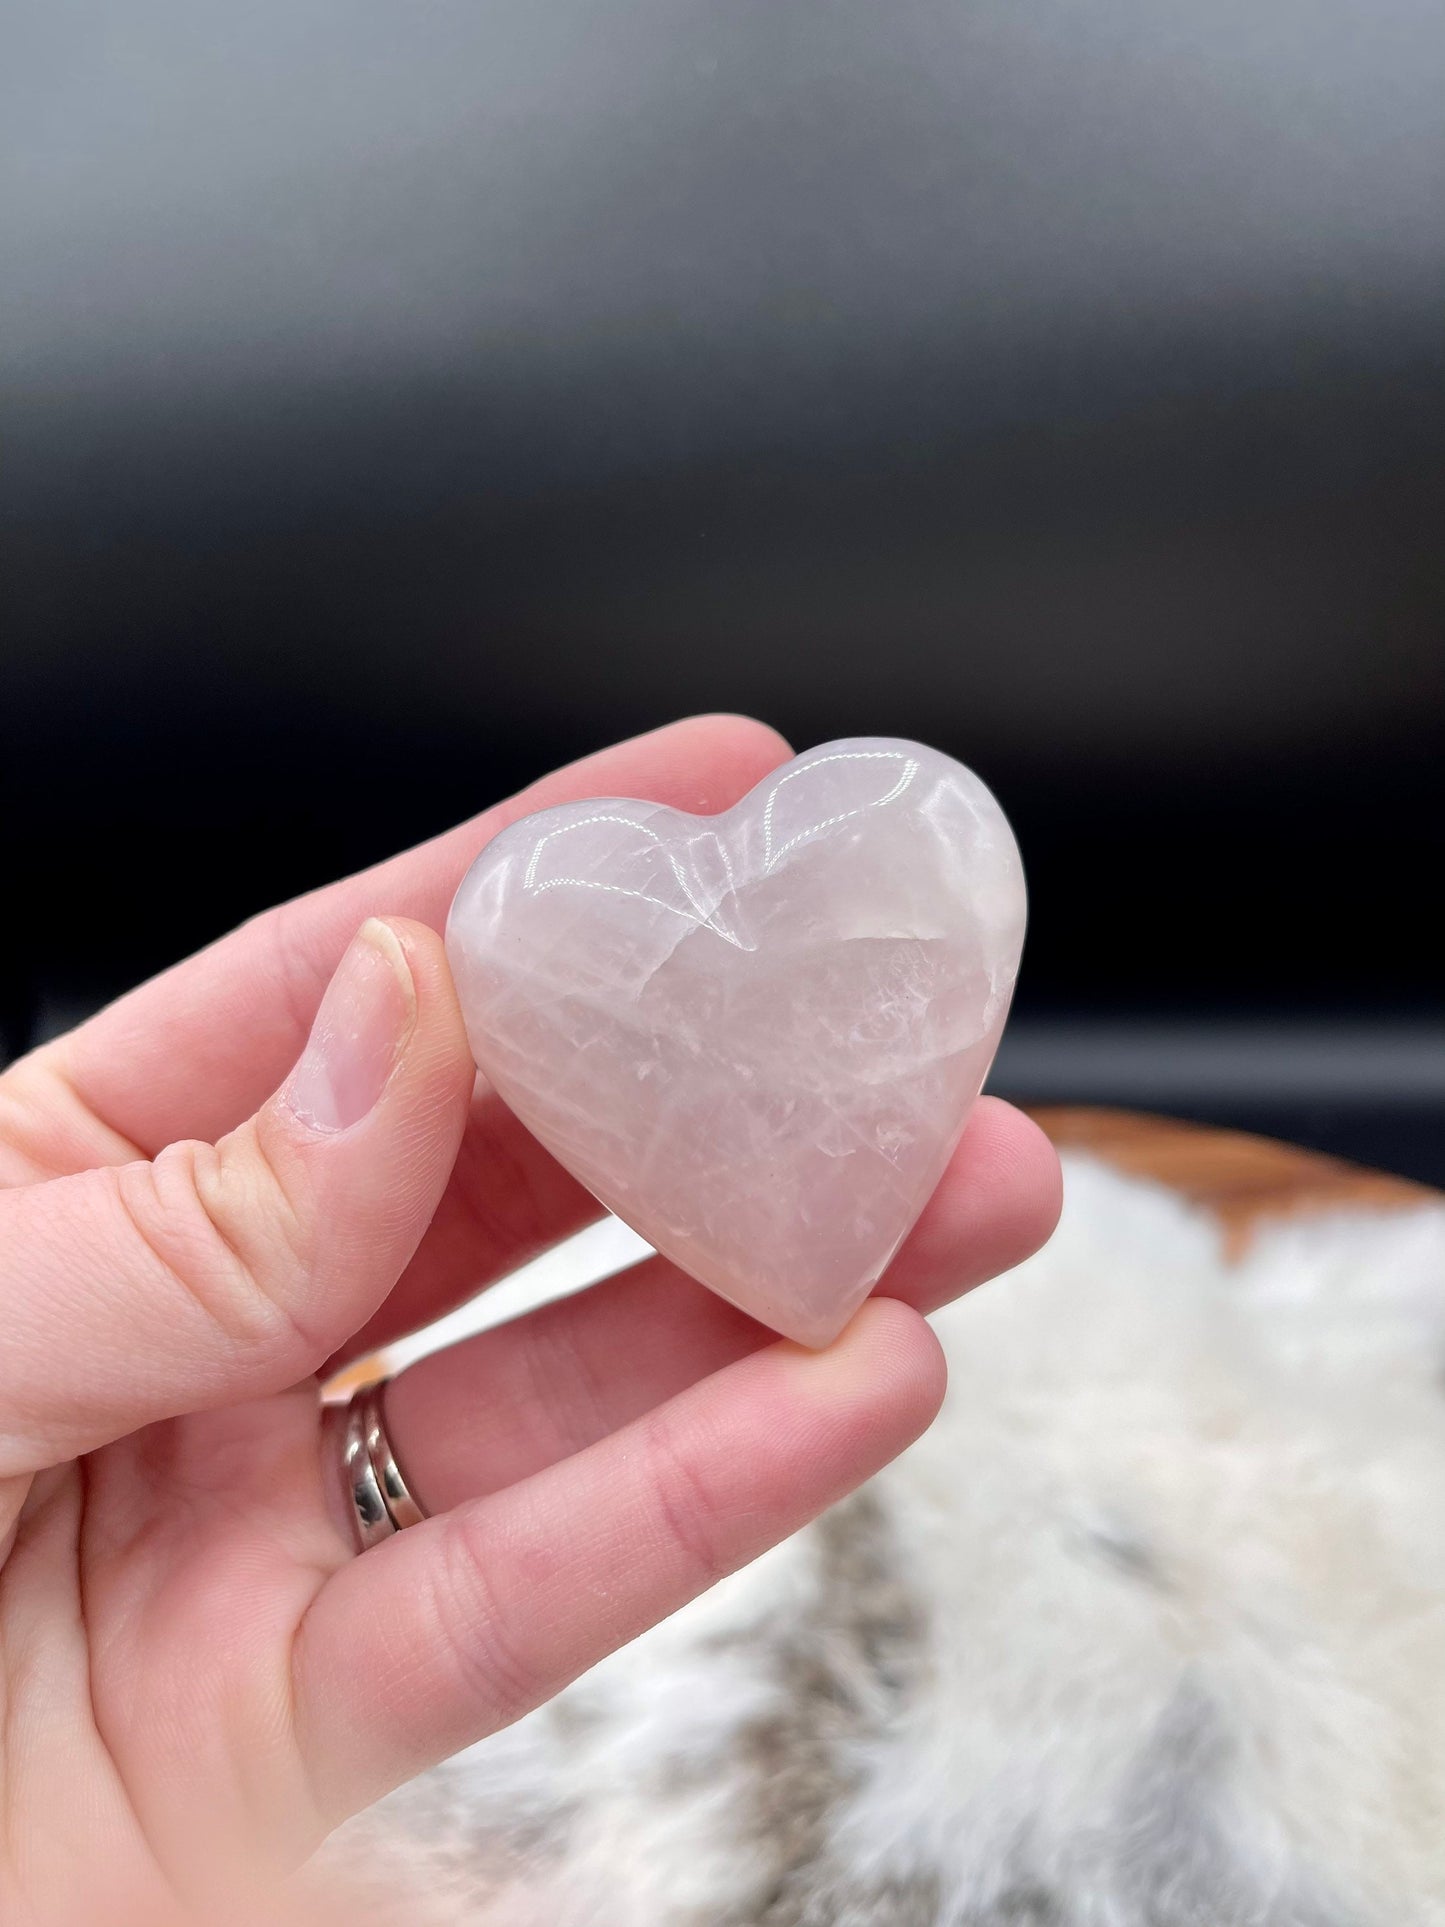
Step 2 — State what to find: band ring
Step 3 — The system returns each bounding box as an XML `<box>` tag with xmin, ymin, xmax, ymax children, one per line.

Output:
<box><xmin>328</xmin><ymin>1378</ymin><xmax>428</xmax><ymax>1550</ymax></box>
<box><xmin>357</xmin><ymin>1380</ymin><xmax>427</xmax><ymax>1530</ymax></box>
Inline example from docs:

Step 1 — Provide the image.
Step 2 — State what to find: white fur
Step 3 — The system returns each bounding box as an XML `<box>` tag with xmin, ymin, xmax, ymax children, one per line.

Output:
<box><xmin>328</xmin><ymin>1156</ymin><xmax>1445</xmax><ymax>1923</ymax></box>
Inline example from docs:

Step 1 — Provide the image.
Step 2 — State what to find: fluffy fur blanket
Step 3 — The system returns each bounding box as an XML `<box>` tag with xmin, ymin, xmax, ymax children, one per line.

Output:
<box><xmin>323</xmin><ymin>1153</ymin><xmax>1445</xmax><ymax>1924</ymax></box>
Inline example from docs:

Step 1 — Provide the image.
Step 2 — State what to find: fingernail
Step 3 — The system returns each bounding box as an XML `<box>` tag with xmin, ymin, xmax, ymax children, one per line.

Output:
<box><xmin>285</xmin><ymin>920</ymin><xmax>417</xmax><ymax>1133</ymax></box>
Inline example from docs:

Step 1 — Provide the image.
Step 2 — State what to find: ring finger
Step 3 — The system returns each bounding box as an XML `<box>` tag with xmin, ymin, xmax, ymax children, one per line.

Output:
<box><xmin>297</xmin><ymin>1297</ymin><xmax>946</xmax><ymax>1825</ymax></box>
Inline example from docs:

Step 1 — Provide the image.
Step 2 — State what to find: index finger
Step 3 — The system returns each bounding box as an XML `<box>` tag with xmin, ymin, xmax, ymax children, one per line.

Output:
<box><xmin>35</xmin><ymin>715</ymin><xmax>792</xmax><ymax>1159</ymax></box>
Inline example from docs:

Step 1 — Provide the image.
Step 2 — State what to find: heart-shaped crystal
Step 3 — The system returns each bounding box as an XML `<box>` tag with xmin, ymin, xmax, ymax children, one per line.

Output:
<box><xmin>446</xmin><ymin>738</ymin><xmax>1025</xmax><ymax>1346</ymax></box>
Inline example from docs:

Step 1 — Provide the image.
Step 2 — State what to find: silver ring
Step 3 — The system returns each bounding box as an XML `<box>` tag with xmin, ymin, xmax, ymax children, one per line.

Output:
<box><xmin>327</xmin><ymin>1379</ymin><xmax>427</xmax><ymax>1550</ymax></box>
<box><xmin>358</xmin><ymin>1380</ymin><xmax>427</xmax><ymax>1530</ymax></box>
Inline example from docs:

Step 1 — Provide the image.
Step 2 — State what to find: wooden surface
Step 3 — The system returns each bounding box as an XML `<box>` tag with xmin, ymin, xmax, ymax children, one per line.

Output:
<box><xmin>1030</xmin><ymin>1107</ymin><xmax>1438</xmax><ymax>1254</ymax></box>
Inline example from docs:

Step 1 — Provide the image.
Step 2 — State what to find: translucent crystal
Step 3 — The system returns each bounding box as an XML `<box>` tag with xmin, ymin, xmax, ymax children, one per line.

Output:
<box><xmin>446</xmin><ymin>739</ymin><xmax>1026</xmax><ymax>1346</ymax></box>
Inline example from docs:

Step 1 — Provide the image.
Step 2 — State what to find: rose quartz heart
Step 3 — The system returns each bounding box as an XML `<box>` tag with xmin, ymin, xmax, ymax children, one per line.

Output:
<box><xmin>446</xmin><ymin>738</ymin><xmax>1026</xmax><ymax>1346</ymax></box>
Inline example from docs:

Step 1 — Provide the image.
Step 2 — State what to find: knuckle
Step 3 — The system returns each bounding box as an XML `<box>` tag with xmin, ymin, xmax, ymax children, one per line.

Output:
<box><xmin>237</xmin><ymin>1123</ymin><xmax>311</xmax><ymax>1276</ymax></box>
<box><xmin>642</xmin><ymin>1413</ymin><xmax>732</xmax><ymax>1594</ymax></box>
<box><xmin>119</xmin><ymin>1137</ymin><xmax>319</xmax><ymax>1367</ymax></box>
<box><xmin>425</xmin><ymin>1512</ymin><xmax>545</xmax><ymax>1727</ymax></box>
<box><xmin>0</xmin><ymin>1049</ymin><xmax>140</xmax><ymax>1183</ymax></box>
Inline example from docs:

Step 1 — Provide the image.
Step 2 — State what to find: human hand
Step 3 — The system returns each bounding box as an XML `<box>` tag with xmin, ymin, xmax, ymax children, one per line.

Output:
<box><xmin>0</xmin><ymin>717</ymin><xmax>1061</xmax><ymax>1923</ymax></box>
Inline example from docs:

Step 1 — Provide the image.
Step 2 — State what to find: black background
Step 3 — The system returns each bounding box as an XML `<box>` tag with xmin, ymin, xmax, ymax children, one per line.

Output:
<box><xmin>5</xmin><ymin>1</ymin><xmax>1442</xmax><ymax>1178</ymax></box>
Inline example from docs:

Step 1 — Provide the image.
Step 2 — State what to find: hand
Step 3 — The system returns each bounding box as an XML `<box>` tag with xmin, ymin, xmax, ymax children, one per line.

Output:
<box><xmin>0</xmin><ymin>716</ymin><xmax>1061</xmax><ymax>1923</ymax></box>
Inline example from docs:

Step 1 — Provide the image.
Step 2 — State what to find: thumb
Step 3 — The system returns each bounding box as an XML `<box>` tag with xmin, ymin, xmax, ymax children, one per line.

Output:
<box><xmin>0</xmin><ymin>919</ymin><xmax>473</xmax><ymax>1476</ymax></box>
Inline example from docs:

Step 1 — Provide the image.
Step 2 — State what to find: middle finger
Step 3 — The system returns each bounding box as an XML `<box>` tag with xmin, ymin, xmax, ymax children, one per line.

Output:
<box><xmin>335</xmin><ymin>1092</ymin><xmax>1060</xmax><ymax>1370</ymax></box>
<box><xmin>374</xmin><ymin>1096</ymin><xmax>1061</xmax><ymax>1507</ymax></box>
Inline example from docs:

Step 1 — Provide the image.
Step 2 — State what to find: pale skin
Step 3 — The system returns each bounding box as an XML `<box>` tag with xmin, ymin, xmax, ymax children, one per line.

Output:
<box><xmin>0</xmin><ymin>716</ymin><xmax>1062</xmax><ymax>1924</ymax></box>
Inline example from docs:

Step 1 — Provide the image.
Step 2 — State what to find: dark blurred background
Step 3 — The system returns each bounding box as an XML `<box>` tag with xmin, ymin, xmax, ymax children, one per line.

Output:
<box><xmin>4</xmin><ymin>1</ymin><xmax>1442</xmax><ymax>1179</ymax></box>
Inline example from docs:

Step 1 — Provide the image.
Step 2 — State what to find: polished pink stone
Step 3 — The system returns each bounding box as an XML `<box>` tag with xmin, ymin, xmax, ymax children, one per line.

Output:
<box><xmin>446</xmin><ymin>739</ymin><xmax>1026</xmax><ymax>1346</ymax></box>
